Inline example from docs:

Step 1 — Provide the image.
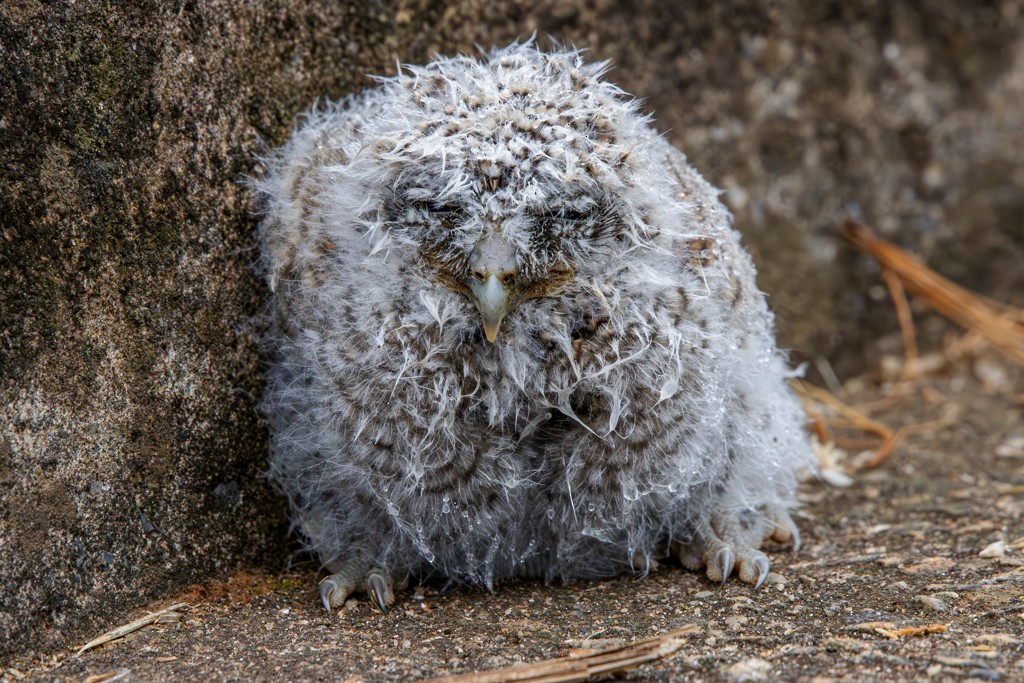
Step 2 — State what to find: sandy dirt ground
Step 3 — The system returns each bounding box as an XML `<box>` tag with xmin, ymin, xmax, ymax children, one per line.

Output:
<box><xmin>4</xmin><ymin>348</ymin><xmax>1023</xmax><ymax>683</ymax></box>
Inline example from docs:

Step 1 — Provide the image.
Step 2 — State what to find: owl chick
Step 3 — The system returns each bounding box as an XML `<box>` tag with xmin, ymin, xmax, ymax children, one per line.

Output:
<box><xmin>256</xmin><ymin>43</ymin><xmax>814</xmax><ymax>613</ymax></box>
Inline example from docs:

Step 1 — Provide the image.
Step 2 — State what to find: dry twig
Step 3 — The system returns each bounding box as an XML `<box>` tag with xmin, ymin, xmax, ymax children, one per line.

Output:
<box><xmin>876</xmin><ymin>624</ymin><xmax>948</xmax><ymax>639</ymax></box>
<box><xmin>792</xmin><ymin>380</ymin><xmax>901</xmax><ymax>469</ymax></box>
<box><xmin>844</xmin><ymin>621</ymin><xmax>947</xmax><ymax>639</ymax></box>
<box><xmin>793</xmin><ymin>381</ymin><xmax>894</xmax><ymax>443</ymax></box>
<box><xmin>843</xmin><ymin>219</ymin><xmax>1024</xmax><ymax>365</ymax></box>
<box><xmin>794</xmin><ymin>379</ymin><xmax>961</xmax><ymax>471</ymax></box>
<box><xmin>75</xmin><ymin>603</ymin><xmax>189</xmax><ymax>656</ymax></box>
<box><xmin>426</xmin><ymin>624</ymin><xmax>699</xmax><ymax>683</ymax></box>
<box><xmin>880</xmin><ymin>266</ymin><xmax>919</xmax><ymax>375</ymax></box>
<box><xmin>794</xmin><ymin>219</ymin><xmax>1024</xmax><ymax>470</ymax></box>
<box><xmin>83</xmin><ymin>671</ymin><xmax>131</xmax><ymax>683</ymax></box>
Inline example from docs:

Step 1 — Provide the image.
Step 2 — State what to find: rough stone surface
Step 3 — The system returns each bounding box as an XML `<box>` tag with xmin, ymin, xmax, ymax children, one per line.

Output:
<box><xmin>2</xmin><ymin>0</ymin><xmax>1023</xmax><ymax>664</ymax></box>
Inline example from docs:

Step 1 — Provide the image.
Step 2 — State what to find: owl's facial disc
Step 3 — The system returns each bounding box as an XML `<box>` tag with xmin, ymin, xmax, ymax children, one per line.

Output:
<box><xmin>466</xmin><ymin>235</ymin><xmax>518</xmax><ymax>343</ymax></box>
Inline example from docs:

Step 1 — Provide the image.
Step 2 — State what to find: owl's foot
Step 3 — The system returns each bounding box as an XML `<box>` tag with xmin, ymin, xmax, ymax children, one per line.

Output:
<box><xmin>674</xmin><ymin>505</ymin><xmax>800</xmax><ymax>589</ymax></box>
<box><xmin>319</xmin><ymin>562</ymin><xmax>396</xmax><ymax>614</ymax></box>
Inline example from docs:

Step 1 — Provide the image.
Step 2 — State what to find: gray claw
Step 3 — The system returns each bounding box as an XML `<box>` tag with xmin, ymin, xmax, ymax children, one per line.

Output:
<box><xmin>787</xmin><ymin>516</ymin><xmax>802</xmax><ymax>553</ymax></box>
<box><xmin>753</xmin><ymin>555</ymin><xmax>770</xmax><ymax>589</ymax></box>
<box><xmin>714</xmin><ymin>547</ymin><xmax>735</xmax><ymax>586</ymax></box>
<box><xmin>366</xmin><ymin>569</ymin><xmax>390</xmax><ymax>614</ymax></box>
<box><xmin>319</xmin><ymin>576</ymin><xmax>340</xmax><ymax>614</ymax></box>
<box><xmin>769</xmin><ymin>508</ymin><xmax>802</xmax><ymax>553</ymax></box>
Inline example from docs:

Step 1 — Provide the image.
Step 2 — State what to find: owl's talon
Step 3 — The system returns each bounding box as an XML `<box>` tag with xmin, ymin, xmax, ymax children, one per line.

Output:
<box><xmin>751</xmin><ymin>555</ymin><xmax>770</xmax><ymax>588</ymax></box>
<box><xmin>783</xmin><ymin>515</ymin><xmax>801</xmax><ymax>553</ymax></box>
<box><xmin>368</xmin><ymin>584</ymin><xmax>388</xmax><ymax>614</ymax></box>
<box><xmin>319</xmin><ymin>574</ymin><xmax>356</xmax><ymax>614</ymax></box>
<box><xmin>319</xmin><ymin>581</ymin><xmax>334</xmax><ymax>613</ymax></box>
<box><xmin>733</xmin><ymin>548</ymin><xmax>770</xmax><ymax>586</ymax></box>
<box><xmin>365</xmin><ymin>567</ymin><xmax>394</xmax><ymax>614</ymax></box>
<box><xmin>767</xmin><ymin>507</ymin><xmax>801</xmax><ymax>552</ymax></box>
<box><xmin>713</xmin><ymin>547</ymin><xmax>735</xmax><ymax>587</ymax></box>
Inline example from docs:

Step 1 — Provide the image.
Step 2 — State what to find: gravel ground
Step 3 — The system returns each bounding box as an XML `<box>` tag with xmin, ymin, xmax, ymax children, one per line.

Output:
<box><xmin>5</xmin><ymin>350</ymin><xmax>1022</xmax><ymax>683</ymax></box>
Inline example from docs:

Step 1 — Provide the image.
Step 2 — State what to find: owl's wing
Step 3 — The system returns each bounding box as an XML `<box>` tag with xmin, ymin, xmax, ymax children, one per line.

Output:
<box><xmin>656</xmin><ymin>142</ymin><xmax>776</xmax><ymax>340</ymax></box>
<box><xmin>256</xmin><ymin>97</ymin><xmax>379</xmax><ymax>293</ymax></box>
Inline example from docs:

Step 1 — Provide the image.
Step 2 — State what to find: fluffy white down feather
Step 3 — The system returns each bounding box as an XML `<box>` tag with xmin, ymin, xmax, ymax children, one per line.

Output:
<box><xmin>256</xmin><ymin>42</ymin><xmax>814</xmax><ymax>597</ymax></box>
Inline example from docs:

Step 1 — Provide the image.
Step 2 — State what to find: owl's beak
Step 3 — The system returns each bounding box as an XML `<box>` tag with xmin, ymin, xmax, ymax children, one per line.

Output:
<box><xmin>466</xmin><ymin>235</ymin><xmax>518</xmax><ymax>343</ymax></box>
<box><xmin>469</xmin><ymin>275</ymin><xmax>510</xmax><ymax>343</ymax></box>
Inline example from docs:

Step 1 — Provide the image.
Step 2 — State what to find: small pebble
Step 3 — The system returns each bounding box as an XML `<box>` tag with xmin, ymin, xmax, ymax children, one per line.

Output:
<box><xmin>979</xmin><ymin>541</ymin><xmax>1006</xmax><ymax>558</ymax></box>
<box><xmin>726</xmin><ymin>657</ymin><xmax>772</xmax><ymax>682</ymax></box>
<box><xmin>724</xmin><ymin>615</ymin><xmax>749</xmax><ymax>629</ymax></box>
<box><xmin>995</xmin><ymin>435</ymin><xmax>1024</xmax><ymax>458</ymax></box>
<box><xmin>915</xmin><ymin>595</ymin><xmax>948</xmax><ymax>612</ymax></box>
